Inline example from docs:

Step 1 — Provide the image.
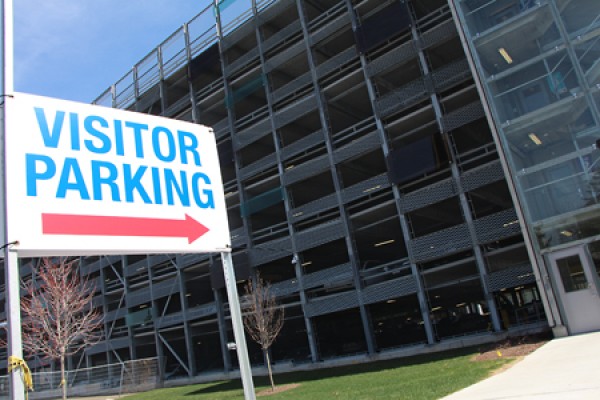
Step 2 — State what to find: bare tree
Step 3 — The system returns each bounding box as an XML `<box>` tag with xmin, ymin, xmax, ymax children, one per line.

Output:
<box><xmin>21</xmin><ymin>258</ymin><xmax>103</xmax><ymax>400</ymax></box>
<box><xmin>242</xmin><ymin>273</ymin><xmax>284</xmax><ymax>391</ymax></box>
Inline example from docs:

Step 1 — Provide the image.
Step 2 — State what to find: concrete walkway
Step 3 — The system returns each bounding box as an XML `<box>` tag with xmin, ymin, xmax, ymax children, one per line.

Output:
<box><xmin>70</xmin><ymin>396</ymin><xmax>130</xmax><ymax>400</ymax></box>
<box><xmin>441</xmin><ymin>331</ymin><xmax>600</xmax><ymax>399</ymax></box>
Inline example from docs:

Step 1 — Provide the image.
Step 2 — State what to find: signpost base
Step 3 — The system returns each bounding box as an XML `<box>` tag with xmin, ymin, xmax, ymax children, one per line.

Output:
<box><xmin>221</xmin><ymin>251</ymin><xmax>256</xmax><ymax>400</ymax></box>
<box><xmin>4</xmin><ymin>246</ymin><xmax>25</xmax><ymax>400</ymax></box>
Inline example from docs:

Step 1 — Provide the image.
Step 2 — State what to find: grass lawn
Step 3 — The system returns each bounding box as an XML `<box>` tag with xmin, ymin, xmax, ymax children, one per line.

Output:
<box><xmin>125</xmin><ymin>347</ymin><xmax>510</xmax><ymax>400</ymax></box>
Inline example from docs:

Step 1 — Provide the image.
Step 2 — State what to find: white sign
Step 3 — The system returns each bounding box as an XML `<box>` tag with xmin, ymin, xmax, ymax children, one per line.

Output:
<box><xmin>4</xmin><ymin>92</ymin><xmax>231</xmax><ymax>256</ymax></box>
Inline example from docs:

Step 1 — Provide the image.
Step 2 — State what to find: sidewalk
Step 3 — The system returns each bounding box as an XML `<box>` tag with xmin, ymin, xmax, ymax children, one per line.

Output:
<box><xmin>70</xmin><ymin>396</ymin><xmax>130</xmax><ymax>400</ymax></box>
<box><xmin>441</xmin><ymin>331</ymin><xmax>600</xmax><ymax>399</ymax></box>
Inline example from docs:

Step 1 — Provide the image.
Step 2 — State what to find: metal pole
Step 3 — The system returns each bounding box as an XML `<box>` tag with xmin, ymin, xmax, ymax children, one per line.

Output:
<box><xmin>2</xmin><ymin>0</ymin><xmax>13</xmax><ymax>92</ymax></box>
<box><xmin>0</xmin><ymin>0</ymin><xmax>25</xmax><ymax>400</ymax></box>
<box><xmin>3</xmin><ymin>249</ymin><xmax>24</xmax><ymax>400</ymax></box>
<box><xmin>2</xmin><ymin>0</ymin><xmax>25</xmax><ymax>399</ymax></box>
<box><xmin>220</xmin><ymin>251</ymin><xmax>255</xmax><ymax>400</ymax></box>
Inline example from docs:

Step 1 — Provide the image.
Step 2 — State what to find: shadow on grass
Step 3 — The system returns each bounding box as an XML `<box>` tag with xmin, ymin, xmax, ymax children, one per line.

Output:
<box><xmin>186</xmin><ymin>380</ymin><xmax>243</xmax><ymax>395</ymax></box>
<box><xmin>185</xmin><ymin>346</ymin><xmax>479</xmax><ymax>396</ymax></box>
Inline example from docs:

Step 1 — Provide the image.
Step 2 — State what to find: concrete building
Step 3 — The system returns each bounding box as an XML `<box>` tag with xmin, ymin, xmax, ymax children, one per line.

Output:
<box><xmin>2</xmin><ymin>0</ymin><xmax>599</xmax><ymax>380</ymax></box>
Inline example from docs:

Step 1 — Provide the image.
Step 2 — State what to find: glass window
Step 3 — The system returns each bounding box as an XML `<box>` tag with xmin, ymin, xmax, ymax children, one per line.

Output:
<box><xmin>460</xmin><ymin>0</ymin><xmax>544</xmax><ymax>36</ymax></box>
<box><xmin>473</xmin><ymin>7</ymin><xmax>560</xmax><ymax>77</ymax></box>
<box><xmin>520</xmin><ymin>159</ymin><xmax>586</xmax><ymax>221</ymax></box>
<box><xmin>557</xmin><ymin>255</ymin><xmax>588</xmax><ymax>292</ymax></box>
<box><xmin>559</xmin><ymin>0</ymin><xmax>600</xmax><ymax>38</ymax></box>
<box><xmin>573</xmin><ymin>37</ymin><xmax>600</xmax><ymax>87</ymax></box>
<box><xmin>594</xmin><ymin>91</ymin><xmax>600</xmax><ymax>116</ymax></box>
<box><xmin>533</xmin><ymin>210</ymin><xmax>600</xmax><ymax>249</ymax></box>
<box><xmin>488</xmin><ymin>51</ymin><xmax>579</xmax><ymax>122</ymax></box>
<box><xmin>506</xmin><ymin>110</ymin><xmax>597</xmax><ymax>170</ymax></box>
<box><xmin>588</xmin><ymin>241</ymin><xmax>600</xmax><ymax>281</ymax></box>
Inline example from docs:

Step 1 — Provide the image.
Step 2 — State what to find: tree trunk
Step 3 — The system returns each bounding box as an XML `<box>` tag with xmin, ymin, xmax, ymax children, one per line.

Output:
<box><xmin>264</xmin><ymin>349</ymin><xmax>275</xmax><ymax>391</ymax></box>
<box><xmin>61</xmin><ymin>356</ymin><xmax>67</xmax><ymax>400</ymax></box>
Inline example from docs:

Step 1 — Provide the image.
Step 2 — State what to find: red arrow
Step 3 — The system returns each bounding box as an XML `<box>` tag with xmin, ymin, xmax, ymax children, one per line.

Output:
<box><xmin>42</xmin><ymin>213</ymin><xmax>209</xmax><ymax>244</ymax></box>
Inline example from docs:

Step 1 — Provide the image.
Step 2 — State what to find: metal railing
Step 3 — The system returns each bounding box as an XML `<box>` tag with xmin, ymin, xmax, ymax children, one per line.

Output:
<box><xmin>0</xmin><ymin>357</ymin><xmax>160</xmax><ymax>400</ymax></box>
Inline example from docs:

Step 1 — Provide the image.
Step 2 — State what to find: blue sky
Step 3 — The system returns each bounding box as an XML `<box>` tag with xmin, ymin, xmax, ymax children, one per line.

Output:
<box><xmin>13</xmin><ymin>1</ymin><xmax>211</xmax><ymax>103</ymax></box>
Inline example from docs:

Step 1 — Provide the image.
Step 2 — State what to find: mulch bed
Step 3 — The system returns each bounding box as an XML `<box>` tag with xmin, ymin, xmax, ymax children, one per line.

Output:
<box><xmin>473</xmin><ymin>334</ymin><xmax>550</xmax><ymax>361</ymax></box>
<box><xmin>257</xmin><ymin>383</ymin><xmax>301</xmax><ymax>396</ymax></box>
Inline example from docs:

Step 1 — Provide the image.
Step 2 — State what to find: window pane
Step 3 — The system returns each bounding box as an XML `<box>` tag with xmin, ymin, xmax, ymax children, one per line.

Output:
<box><xmin>557</xmin><ymin>255</ymin><xmax>588</xmax><ymax>292</ymax></box>
<box><xmin>588</xmin><ymin>241</ymin><xmax>600</xmax><ymax>281</ymax></box>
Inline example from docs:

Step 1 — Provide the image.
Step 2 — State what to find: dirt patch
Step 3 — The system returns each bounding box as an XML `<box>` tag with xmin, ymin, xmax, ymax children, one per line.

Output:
<box><xmin>473</xmin><ymin>334</ymin><xmax>549</xmax><ymax>362</ymax></box>
<box><xmin>257</xmin><ymin>383</ymin><xmax>300</xmax><ymax>397</ymax></box>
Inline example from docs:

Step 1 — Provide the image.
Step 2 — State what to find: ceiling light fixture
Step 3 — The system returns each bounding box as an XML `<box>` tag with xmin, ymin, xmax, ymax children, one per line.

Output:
<box><xmin>498</xmin><ymin>47</ymin><xmax>513</xmax><ymax>64</ymax></box>
<box><xmin>528</xmin><ymin>133</ymin><xmax>542</xmax><ymax>145</ymax></box>
<box><xmin>374</xmin><ymin>239</ymin><xmax>395</xmax><ymax>247</ymax></box>
<box><xmin>363</xmin><ymin>185</ymin><xmax>381</xmax><ymax>193</ymax></box>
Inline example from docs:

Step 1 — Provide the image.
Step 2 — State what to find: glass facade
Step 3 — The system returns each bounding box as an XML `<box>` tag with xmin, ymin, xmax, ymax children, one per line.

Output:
<box><xmin>453</xmin><ymin>0</ymin><xmax>600</xmax><ymax>250</ymax></box>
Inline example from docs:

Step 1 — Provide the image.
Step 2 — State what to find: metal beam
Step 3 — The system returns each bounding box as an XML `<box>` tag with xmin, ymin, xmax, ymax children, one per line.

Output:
<box><xmin>157</xmin><ymin>332</ymin><xmax>191</xmax><ymax>376</ymax></box>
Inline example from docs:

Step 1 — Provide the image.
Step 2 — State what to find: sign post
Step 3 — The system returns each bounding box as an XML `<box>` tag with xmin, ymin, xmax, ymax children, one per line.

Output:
<box><xmin>2</xmin><ymin>92</ymin><xmax>256</xmax><ymax>399</ymax></box>
<box><xmin>2</xmin><ymin>0</ymin><xmax>26</xmax><ymax>399</ymax></box>
<box><xmin>221</xmin><ymin>251</ymin><xmax>255</xmax><ymax>400</ymax></box>
<box><xmin>2</xmin><ymin>247</ymin><xmax>24</xmax><ymax>400</ymax></box>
